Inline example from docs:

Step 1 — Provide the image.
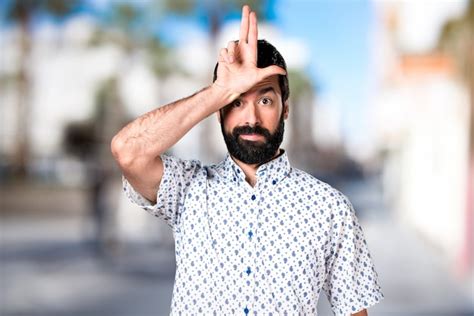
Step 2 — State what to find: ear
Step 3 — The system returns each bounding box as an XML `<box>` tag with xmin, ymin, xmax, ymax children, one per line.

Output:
<box><xmin>283</xmin><ymin>101</ymin><xmax>289</xmax><ymax>120</ymax></box>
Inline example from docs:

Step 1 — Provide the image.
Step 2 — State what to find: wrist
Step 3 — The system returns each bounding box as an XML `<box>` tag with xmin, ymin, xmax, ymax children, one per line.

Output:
<box><xmin>210</xmin><ymin>82</ymin><xmax>240</xmax><ymax>107</ymax></box>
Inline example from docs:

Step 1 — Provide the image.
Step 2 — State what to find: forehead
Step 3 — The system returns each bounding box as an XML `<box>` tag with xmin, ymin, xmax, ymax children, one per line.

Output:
<box><xmin>241</xmin><ymin>75</ymin><xmax>281</xmax><ymax>97</ymax></box>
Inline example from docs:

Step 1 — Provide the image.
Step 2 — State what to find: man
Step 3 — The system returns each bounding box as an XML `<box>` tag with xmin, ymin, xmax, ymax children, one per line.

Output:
<box><xmin>111</xmin><ymin>5</ymin><xmax>383</xmax><ymax>315</ymax></box>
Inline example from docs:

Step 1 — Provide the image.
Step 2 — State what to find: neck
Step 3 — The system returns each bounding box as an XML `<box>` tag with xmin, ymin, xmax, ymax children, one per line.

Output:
<box><xmin>231</xmin><ymin>149</ymin><xmax>281</xmax><ymax>187</ymax></box>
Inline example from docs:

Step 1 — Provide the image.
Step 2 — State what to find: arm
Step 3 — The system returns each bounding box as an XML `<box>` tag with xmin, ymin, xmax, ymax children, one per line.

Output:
<box><xmin>352</xmin><ymin>309</ymin><xmax>368</xmax><ymax>316</ymax></box>
<box><xmin>110</xmin><ymin>5</ymin><xmax>285</xmax><ymax>203</ymax></box>
<box><xmin>322</xmin><ymin>190</ymin><xmax>383</xmax><ymax>314</ymax></box>
<box><xmin>111</xmin><ymin>86</ymin><xmax>234</xmax><ymax>202</ymax></box>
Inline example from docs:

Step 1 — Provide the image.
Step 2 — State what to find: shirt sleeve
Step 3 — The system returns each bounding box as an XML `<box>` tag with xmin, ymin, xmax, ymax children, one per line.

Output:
<box><xmin>322</xmin><ymin>189</ymin><xmax>384</xmax><ymax>315</ymax></box>
<box><xmin>122</xmin><ymin>154</ymin><xmax>202</xmax><ymax>231</ymax></box>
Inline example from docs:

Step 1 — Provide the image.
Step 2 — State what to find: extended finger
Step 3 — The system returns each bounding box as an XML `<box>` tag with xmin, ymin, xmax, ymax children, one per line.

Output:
<box><xmin>248</xmin><ymin>11</ymin><xmax>258</xmax><ymax>61</ymax></box>
<box><xmin>257</xmin><ymin>65</ymin><xmax>287</xmax><ymax>81</ymax></box>
<box><xmin>248</xmin><ymin>11</ymin><xmax>258</xmax><ymax>44</ymax></box>
<box><xmin>239</xmin><ymin>5</ymin><xmax>250</xmax><ymax>43</ymax></box>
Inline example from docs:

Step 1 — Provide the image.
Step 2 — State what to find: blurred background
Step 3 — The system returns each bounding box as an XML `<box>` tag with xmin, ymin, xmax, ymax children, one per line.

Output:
<box><xmin>0</xmin><ymin>0</ymin><xmax>473</xmax><ymax>315</ymax></box>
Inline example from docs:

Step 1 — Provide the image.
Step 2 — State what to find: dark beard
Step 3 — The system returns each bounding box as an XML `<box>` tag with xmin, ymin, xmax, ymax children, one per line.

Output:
<box><xmin>221</xmin><ymin>114</ymin><xmax>285</xmax><ymax>165</ymax></box>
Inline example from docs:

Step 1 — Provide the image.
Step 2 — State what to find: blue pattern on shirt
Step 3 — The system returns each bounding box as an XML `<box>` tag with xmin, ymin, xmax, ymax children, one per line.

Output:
<box><xmin>123</xmin><ymin>151</ymin><xmax>384</xmax><ymax>315</ymax></box>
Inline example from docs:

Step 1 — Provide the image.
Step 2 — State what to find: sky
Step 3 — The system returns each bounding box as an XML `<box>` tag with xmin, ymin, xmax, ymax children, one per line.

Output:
<box><xmin>274</xmin><ymin>0</ymin><xmax>374</xmax><ymax>146</ymax></box>
<box><xmin>152</xmin><ymin>0</ymin><xmax>375</xmax><ymax>147</ymax></box>
<box><xmin>0</xmin><ymin>0</ymin><xmax>375</xmax><ymax>148</ymax></box>
<box><xmin>271</xmin><ymin>0</ymin><xmax>468</xmax><ymax>148</ymax></box>
<box><xmin>1</xmin><ymin>0</ymin><xmax>469</xmax><ymax>151</ymax></box>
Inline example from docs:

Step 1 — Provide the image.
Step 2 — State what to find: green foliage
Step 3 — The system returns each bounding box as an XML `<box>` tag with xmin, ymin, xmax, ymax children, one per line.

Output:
<box><xmin>288</xmin><ymin>69</ymin><xmax>313</xmax><ymax>102</ymax></box>
<box><xmin>438</xmin><ymin>0</ymin><xmax>473</xmax><ymax>82</ymax></box>
<box><xmin>164</xmin><ymin>0</ymin><xmax>194</xmax><ymax>13</ymax></box>
<box><xmin>162</xmin><ymin>0</ymin><xmax>265</xmax><ymax>17</ymax></box>
<box><xmin>6</xmin><ymin>0</ymin><xmax>81</xmax><ymax>23</ymax></box>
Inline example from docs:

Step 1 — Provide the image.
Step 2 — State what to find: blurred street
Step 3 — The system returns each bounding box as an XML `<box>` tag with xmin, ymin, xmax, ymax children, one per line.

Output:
<box><xmin>1</xmin><ymin>176</ymin><xmax>472</xmax><ymax>316</ymax></box>
<box><xmin>1</xmin><ymin>0</ymin><xmax>473</xmax><ymax>315</ymax></box>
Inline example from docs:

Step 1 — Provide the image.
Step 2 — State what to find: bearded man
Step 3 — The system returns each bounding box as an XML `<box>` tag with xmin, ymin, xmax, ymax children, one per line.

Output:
<box><xmin>111</xmin><ymin>5</ymin><xmax>383</xmax><ymax>315</ymax></box>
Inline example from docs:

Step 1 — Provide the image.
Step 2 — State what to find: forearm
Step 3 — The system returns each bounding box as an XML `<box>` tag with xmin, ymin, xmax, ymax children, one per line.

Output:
<box><xmin>111</xmin><ymin>84</ymin><xmax>236</xmax><ymax>167</ymax></box>
<box><xmin>351</xmin><ymin>309</ymin><xmax>368</xmax><ymax>316</ymax></box>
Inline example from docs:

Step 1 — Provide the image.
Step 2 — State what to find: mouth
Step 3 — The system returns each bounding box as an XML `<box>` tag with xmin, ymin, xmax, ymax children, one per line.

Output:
<box><xmin>239</xmin><ymin>133</ymin><xmax>265</xmax><ymax>141</ymax></box>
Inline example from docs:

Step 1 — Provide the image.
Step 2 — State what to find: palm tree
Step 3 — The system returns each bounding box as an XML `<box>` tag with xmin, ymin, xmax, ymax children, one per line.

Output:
<box><xmin>71</xmin><ymin>3</ymin><xmax>177</xmax><ymax>252</ymax></box>
<box><xmin>4</xmin><ymin>0</ymin><xmax>82</xmax><ymax>178</ymax></box>
<box><xmin>86</xmin><ymin>2</ymin><xmax>182</xmax><ymax>171</ymax></box>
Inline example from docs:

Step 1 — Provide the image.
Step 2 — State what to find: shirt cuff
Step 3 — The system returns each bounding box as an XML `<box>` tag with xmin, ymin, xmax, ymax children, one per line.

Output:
<box><xmin>333</xmin><ymin>290</ymin><xmax>384</xmax><ymax>315</ymax></box>
<box><xmin>122</xmin><ymin>175</ymin><xmax>158</xmax><ymax>212</ymax></box>
<box><xmin>121</xmin><ymin>155</ymin><xmax>177</xmax><ymax>228</ymax></box>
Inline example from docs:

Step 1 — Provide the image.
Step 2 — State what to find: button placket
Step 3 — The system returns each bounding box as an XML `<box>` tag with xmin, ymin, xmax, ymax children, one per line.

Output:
<box><xmin>242</xmin><ymin>190</ymin><xmax>259</xmax><ymax>315</ymax></box>
<box><xmin>220</xmin><ymin>152</ymin><xmax>296</xmax><ymax>315</ymax></box>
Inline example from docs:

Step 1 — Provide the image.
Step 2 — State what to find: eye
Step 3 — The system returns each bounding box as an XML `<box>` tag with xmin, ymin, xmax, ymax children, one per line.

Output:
<box><xmin>232</xmin><ymin>99</ymin><xmax>242</xmax><ymax>107</ymax></box>
<box><xmin>259</xmin><ymin>97</ymin><xmax>273</xmax><ymax>105</ymax></box>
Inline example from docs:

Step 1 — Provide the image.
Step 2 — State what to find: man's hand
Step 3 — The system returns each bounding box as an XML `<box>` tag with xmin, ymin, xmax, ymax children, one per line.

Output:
<box><xmin>213</xmin><ymin>5</ymin><xmax>286</xmax><ymax>98</ymax></box>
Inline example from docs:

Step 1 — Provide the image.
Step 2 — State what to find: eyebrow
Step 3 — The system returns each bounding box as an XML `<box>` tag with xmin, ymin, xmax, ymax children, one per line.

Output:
<box><xmin>238</xmin><ymin>86</ymin><xmax>277</xmax><ymax>100</ymax></box>
<box><xmin>257</xmin><ymin>86</ymin><xmax>276</xmax><ymax>95</ymax></box>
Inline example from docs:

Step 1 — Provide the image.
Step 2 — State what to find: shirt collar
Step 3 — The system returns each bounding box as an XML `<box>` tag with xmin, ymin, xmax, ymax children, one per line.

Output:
<box><xmin>219</xmin><ymin>149</ymin><xmax>291</xmax><ymax>185</ymax></box>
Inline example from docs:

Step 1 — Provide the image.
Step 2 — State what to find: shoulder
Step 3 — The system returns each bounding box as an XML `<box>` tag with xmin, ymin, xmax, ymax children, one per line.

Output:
<box><xmin>288</xmin><ymin>167</ymin><xmax>352</xmax><ymax>208</ymax></box>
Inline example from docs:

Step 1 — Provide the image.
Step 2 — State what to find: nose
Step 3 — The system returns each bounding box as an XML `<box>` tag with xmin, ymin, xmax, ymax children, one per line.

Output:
<box><xmin>243</xmin><ymin>102</ymin><xmax>261</xmax><ymax>126</ymax></box>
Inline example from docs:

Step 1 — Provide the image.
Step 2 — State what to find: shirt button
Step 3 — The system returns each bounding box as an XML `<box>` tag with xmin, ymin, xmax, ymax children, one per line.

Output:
<box><xmin>244</xmin><ymin>307</ymin><xmax>249</xmax><ymax>315</ymax></box>
<box><xmin>251</xmin><ymin>195</ymin><xmax>256</xmax><ymax>201</ymax></box>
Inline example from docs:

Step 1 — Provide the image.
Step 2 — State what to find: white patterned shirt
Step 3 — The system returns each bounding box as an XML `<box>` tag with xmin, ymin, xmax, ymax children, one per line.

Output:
<box><xmin>123</xmin><ymin>151</ymin><xmax>384</xmax><ymax>315</ymax></box>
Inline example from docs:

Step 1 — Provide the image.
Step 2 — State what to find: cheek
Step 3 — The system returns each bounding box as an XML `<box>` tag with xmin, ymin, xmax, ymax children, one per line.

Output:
<box><xmin>222</xmin><ymin>112</ymin><xmax>237</xmax><ymax>134</ymax></box>
<box><xmin>264</xmin><ymin>109</ymin><xmax>283</xmax><ymax>129</ymax></box>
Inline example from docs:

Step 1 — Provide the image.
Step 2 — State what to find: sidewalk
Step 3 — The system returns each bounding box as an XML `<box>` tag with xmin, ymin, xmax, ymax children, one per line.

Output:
<box><xmin>1</xmin><ymin>215</ymin><xmax>176</xmax><ymax>316</ymax></box>
<box><xmin>362</xmin><ymin>219</ymin><xmax>473</xmax><ymax>316</ymax></box>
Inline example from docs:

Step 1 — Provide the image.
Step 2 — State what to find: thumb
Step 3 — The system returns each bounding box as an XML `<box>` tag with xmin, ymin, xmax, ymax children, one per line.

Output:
<box><xmin>257</xmin><ymin>65</ymin><xmax>287</xmax><ymax>81</ymax></box>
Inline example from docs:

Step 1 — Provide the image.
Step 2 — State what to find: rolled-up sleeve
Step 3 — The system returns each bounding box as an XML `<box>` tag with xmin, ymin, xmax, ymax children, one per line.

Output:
<box><xmin>122</xmin><ymin>154</ymin><xmax>202</xmax><ymax>231</ymax></box>
<box><xmin>322</xmin><ymin>190</ymin><xmax>384</xmax><ymax>315</ymax></box>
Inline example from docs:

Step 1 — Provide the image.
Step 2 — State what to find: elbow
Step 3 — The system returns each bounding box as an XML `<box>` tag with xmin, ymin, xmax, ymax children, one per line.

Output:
<box><xmin>111</xmin><ymin>134</ymin><xmax>156</xmax><ymax>171</ymax></box>
<box><xmin>110</xmin><ymin>135</ymin><xmax>134</xmax><ymax>168</ymax></box>
<box><xmin>111</xmin><ymin>131</ymin><xmax>162</xmax><ymax>172</ymax></box>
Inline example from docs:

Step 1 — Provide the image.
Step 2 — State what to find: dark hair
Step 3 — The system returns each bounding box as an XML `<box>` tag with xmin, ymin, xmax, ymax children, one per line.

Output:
<box><xmin>213</xmin><ymin>39</ymin><xmax>289</xmax><ymax>103</ymax></box>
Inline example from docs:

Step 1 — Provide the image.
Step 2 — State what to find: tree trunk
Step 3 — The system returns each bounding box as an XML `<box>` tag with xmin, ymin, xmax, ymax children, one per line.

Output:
<box><xmin>13</xmin><ymin>15</ymin><xmax>31</xmax><ymax>178</ymax></box>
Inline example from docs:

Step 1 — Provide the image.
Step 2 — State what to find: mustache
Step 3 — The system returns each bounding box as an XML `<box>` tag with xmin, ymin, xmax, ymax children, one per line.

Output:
<box><xmin>232</xmin><ymin>125</ymin><xmax>271</xmax><ymax>138</ymax></box>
